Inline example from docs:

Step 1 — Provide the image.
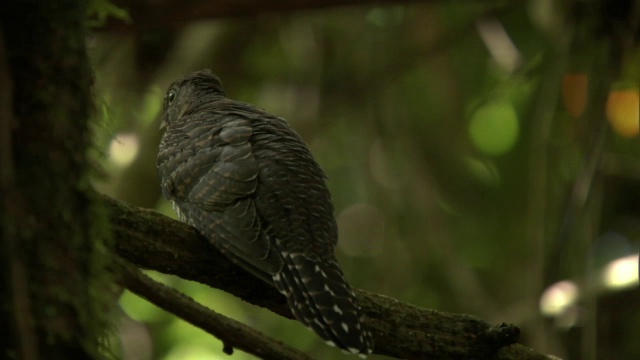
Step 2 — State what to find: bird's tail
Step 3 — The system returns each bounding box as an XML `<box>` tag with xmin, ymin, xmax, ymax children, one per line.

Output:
<box><xmin>272</xmin><ymin>252</ymin><xmax>373</xmax><ymax>357</ymax></box>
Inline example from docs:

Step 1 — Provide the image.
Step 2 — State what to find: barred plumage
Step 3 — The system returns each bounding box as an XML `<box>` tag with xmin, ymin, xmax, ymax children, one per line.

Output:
<box><xmin>157</xmin><ymin>70</ymin><xmax>373</xmax><ymax>356</ymax></box>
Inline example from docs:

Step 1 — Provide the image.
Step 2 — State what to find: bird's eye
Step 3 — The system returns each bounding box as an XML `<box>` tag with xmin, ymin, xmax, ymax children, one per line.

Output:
<box><xmin>167</xmin><ymin>90</ymin><xmax>177</xmax><ymax>105</ymax></box>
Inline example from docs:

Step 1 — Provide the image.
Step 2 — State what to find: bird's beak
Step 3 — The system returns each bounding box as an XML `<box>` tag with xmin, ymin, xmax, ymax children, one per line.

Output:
<box><xmin>159</xmin><ymin>119</ymin><xmax>167</xmax><ymax>130</ymax></box>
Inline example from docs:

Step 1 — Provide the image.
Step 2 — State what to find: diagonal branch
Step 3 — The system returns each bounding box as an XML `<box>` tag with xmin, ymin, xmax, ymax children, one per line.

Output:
<box><xmin>118</xmin><ymin>261</ymin><xmax>313</xmax><ymax>360</ymax></box>
<box><xmin>104</xmin><ymin>194</ymin><xmax>555</xmax><ymax>360</ymax></box>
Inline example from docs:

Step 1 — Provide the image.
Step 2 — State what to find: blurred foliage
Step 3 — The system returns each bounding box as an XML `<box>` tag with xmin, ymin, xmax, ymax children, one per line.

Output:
<box><xmin>87</xmin><ymin>0</ymin><xmax>130</xmax><ymax>28</ymax></box>
<box><xmin>90</xmin><ymin>0</ymin><xmax>640</xmax><ymax>359</ymax></box>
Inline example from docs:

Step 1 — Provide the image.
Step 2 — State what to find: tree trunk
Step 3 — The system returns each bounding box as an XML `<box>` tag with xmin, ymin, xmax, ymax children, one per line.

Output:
<box><xmin>0</xmin><ymin>1</ymin><xmax>110</xmax><ymax>359</ymax></box>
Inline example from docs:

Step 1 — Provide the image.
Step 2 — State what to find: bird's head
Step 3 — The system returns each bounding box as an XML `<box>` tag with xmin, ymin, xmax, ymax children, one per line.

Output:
<box><xmin>160</xmin><ymin>69</ymin><xmax>226</xmax><ymax>130</ymax></box>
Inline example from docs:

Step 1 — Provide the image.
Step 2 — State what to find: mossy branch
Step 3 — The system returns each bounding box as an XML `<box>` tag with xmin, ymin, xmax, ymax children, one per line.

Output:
<box><xmin>104</xmin><ymin>194</ymin><xmax>555</xmax><ymax>360</ymax></box>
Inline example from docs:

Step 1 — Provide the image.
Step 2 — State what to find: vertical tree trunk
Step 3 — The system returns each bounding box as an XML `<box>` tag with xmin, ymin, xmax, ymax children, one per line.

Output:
<box><xmin>0</xmin><ymin>1</ymin><xmax>110</xmax><ymax>359</ymax></box>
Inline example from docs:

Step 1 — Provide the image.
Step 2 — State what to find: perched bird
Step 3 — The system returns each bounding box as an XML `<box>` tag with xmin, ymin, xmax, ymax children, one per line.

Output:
<box><xmin>157</xmin><ymin>69</ymin><xmax>373</xmax><ymax>356</ymax></box>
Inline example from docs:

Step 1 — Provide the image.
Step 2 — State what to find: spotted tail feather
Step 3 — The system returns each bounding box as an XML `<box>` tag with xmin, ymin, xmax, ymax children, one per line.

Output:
<box><xmin>273</xmin><ymin>252</ymin><xmax>373</xmax><ymax>356</ymax></box>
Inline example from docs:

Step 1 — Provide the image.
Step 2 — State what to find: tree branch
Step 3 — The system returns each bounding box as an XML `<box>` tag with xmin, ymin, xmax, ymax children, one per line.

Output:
<box><xmin>104</xmin><ymin>194</ymin><xmax>555</xmax><ymax>359</ymax></box>
<box><xmin>118</xmin><ymin>261</ymin><xmax>313</xmax><ymax>360</ymax></box>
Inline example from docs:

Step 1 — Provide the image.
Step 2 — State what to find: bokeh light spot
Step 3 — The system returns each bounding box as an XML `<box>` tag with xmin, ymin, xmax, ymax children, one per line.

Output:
<box><xmin>562</xmin><ymin>73</ymin><xmax>588</xmax><ymax>118</ymax></box>
<box><xmin>468</xmin><ymin>101</ymin><xmax>519</xmax><ymax>156</ymax></box>
<box><xmin>539</xmin><ymin>280</ymin><xmax>579</xmax><ymax>316</ymax></box>
<box><xmin>602</xmin><ymin>254</ymin><xmax>639</xmax><ymax>290</ymax></box>
<box><xmin>606</xmin><ymin>89</ymin><xmax>639</xmax><ymax>138</ymax></box>
<box><xmin>109</xmin><ymin>132</ymin><xmax>140</xmax><ymax>167</ymax></box>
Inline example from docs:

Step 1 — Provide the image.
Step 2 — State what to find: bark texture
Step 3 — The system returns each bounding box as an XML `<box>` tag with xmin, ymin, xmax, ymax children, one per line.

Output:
<box><xmin>106</xmin><ymin>195</ymin><xmax>553</xmax><ymax>360</ymax></box>
<box><xmin>0</xmin><ymin>1</ymin><xmax>110</xmax><ymax>359</ymax></box>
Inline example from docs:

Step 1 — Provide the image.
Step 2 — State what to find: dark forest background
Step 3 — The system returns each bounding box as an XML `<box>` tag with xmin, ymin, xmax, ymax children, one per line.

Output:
<box><xmin>2</xmin><ymin>1</ymin><xmax>639</xmax><ymax>360</ymax></box>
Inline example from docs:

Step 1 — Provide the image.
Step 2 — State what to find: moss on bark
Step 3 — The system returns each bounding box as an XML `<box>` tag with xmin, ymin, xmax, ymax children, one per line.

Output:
<box><xmin>0</xmin><ymin>1</ymin><xmax>112</xmax><ymax>359</ymax></box>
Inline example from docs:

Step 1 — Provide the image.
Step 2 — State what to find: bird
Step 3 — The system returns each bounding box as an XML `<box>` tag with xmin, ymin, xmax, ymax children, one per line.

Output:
<box><xmin>157</xmin><ymin>69</ymin><xmax>373</xmax><ymax>356</ymax></box>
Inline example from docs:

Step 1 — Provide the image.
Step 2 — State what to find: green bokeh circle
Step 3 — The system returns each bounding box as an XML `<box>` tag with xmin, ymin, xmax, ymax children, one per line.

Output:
<box><xmin>468</xmin><ymin>101</ymin><xmax>519</xmax><ymax>156</ymax></box>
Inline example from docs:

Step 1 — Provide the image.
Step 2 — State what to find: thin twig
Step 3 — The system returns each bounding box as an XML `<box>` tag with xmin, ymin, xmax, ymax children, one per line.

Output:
<box><xmin>118</xmin><ymin>260</ymin><xmax>313</xmax><ymax>360</ymax></box>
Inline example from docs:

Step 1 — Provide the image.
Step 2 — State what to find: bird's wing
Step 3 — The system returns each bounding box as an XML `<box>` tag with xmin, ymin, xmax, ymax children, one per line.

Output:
<box><xmin>175</xmin><ymin>113</ymin><xmax>283</xmax><ymax>281</ymax></box>
<box><xmin>246</xmin><ymin>115</ymin><xmax>374</xmax><ymax>353</ymax></box>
